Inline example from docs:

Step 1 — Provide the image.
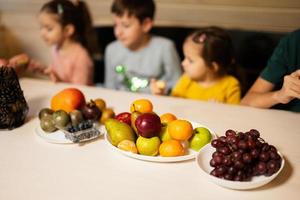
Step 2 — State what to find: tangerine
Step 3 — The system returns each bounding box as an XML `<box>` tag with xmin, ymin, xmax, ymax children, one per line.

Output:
<box><xmin>159</xmin><ymin>139</ymin><xmax>185</xmax><ymax>157</ymax></box>
<box><xmin>130</xmin><ymin>99</ymin><xmax>153</xmax><ymax>113</ymax></box>
<box><xmin>168</xmin><ymin>119</ymin><xmax>193</xmax><ymax>141</ymax></box>
<box><xmin>51</xmin><ymin>88</ymin><xmax>85</xmax><ymax>113</ymax></box>
<box><xmin>160</xmin><ymin>113</ymin><xmax>177</xmax><ymax>124</ymax></box>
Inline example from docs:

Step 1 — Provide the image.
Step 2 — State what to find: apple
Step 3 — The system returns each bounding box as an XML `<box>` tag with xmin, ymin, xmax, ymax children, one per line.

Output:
<box><xmin>159</xmin><ymin>124</ymin><xmax>172</xmax><ymax>142</ymax></box>
<box><xmin>136</xmin><ymin>136</ymin><xmax>161</xmax><ymax>156</ymax></box>
<box><xmin>135</xmin><ymin>113</ymin><xmax>161</xmax><ymax>138</ymax></box>
<box><xmin>115</xmin><ymin>112</ymin><xmax>131</xmax><ymax>125</ymax></box>
<box><xmin>189</xmin><ymin>127</ymin><xmax>212</xmax><ymax>151</ymax></box>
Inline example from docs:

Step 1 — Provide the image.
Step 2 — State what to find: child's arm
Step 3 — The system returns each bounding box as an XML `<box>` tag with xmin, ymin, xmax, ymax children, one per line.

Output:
<box><xmin>241</xmin><ymin>69</ymin><xmax>300</xmax><ymax>108</ymax></box>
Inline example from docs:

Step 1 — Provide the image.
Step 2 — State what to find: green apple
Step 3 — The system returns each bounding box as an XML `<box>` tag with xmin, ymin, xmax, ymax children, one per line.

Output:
<box><xmin>159</xmin><ymin>124</ymin><xmax>172</xmax><ymax>142</ymax></box>
<box><xmin>136</xmin><ymin>136</ymin><xmax>161</xmax><ymax>156</ymax></box>
<box><xmin>189</xmin><ymin>127</ymin><xmax>212</xmax><ymax>151</ymax></box>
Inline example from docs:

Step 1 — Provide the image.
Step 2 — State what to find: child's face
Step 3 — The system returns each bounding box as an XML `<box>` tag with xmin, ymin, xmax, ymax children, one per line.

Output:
<box><xmin>38</xmin><ymin>12</ymin><xmax>65</xmax><ymax>46</ymax></box>
<box><xmin>113</xmin><ymin>13</ymin><xmax>152</xmax><ymax>50</ymax></box>
<box><xmin>181</xmin><ymin>39</ymin><xmax>212</xmax><ymax>81</ymax></box>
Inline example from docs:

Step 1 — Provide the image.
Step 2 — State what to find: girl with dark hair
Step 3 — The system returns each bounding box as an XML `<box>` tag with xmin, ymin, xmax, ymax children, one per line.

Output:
<box><xmin>169</xmin><ymin>27</ymin><xmax>241</xmax><ymax>104</ymax></box>
<box><xmin>28</xmin><ymin>0</ymin><xmax>98</xmax><ymax>85</ymax></box>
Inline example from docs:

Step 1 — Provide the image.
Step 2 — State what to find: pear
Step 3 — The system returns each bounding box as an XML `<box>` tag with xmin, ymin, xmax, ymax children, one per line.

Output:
<box><xmin>105</xmin><ymin>119</ymin><xmax>135</xmax><ymax>146</ymax></box>
<box><xmin>131</xmin><ymin>111</ymin><xmax>141</xmax><ymax>136</ymax></box>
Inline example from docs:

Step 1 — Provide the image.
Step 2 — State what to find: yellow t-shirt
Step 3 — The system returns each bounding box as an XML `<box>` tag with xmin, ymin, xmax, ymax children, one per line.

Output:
<box><xmin>171</xmin><ymin>74</ymin><xmax>241</xmax><ymax>104</ymax></box>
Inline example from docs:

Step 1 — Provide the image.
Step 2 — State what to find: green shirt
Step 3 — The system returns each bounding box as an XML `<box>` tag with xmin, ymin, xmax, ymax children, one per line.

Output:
<box><xmin>260</xmin><ymin>29</ymin><xmax>300</xmax><ymax>112</ymax></box>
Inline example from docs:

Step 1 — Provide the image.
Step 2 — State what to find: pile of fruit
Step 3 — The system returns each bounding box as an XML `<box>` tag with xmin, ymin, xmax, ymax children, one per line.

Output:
<box><xmin>105</xmin><ymin>99</ymin><xmax>212</xmax><ymax>157</ymax></box>
<box><xmin>38</xmin><ymin>88</ymin><xmax>115</xmax><ymax>142</ymax></box>
<box><xmin>209</xmin><ymin>129</ymin><xmax>282</xmax><ymax>181</ymax></box>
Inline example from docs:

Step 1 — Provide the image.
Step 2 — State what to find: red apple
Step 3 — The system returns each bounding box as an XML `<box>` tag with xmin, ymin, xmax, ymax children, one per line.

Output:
<box><xmin>135</xmin><ymin>113</ymin><xmax>161</xmax><ymax>138</ymax></box>
<box><xmin>115</xmin><ymin>112</ymin><xmax>131</xmax><ymax>125</ymax></box>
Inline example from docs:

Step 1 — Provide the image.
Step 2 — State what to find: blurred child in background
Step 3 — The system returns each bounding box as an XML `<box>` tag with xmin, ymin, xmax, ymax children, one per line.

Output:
<box><xmin>104</xmin><ymin>0</ymin><xmax>181</xmax><ymax>93</ymax></box>
<box><xmin>28</xmin><ymin>0</ymin><xmax>98</xmax><ymax>85</ymax></box>
<box><xmin>163</xmin><ymin>27</ymin><xmax>241</xmax><ymax>104</ymax></box>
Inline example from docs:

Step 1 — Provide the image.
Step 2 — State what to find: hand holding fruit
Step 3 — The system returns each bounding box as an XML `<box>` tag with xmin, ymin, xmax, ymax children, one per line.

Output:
<box><xmin>150</xmin><ymin>79</ymin><xmax>166</xmax><ymax>95</ymax></box>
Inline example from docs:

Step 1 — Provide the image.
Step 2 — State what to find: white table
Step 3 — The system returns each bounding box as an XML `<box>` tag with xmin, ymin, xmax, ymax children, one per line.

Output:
<box><xmin>0</xmin><ymin>78</ymin><xmax>299</xmax><ymax>200</ymax></box>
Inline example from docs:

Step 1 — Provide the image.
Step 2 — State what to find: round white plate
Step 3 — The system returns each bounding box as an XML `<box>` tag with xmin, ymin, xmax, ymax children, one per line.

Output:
<box><xmin>196</xmin><ymin>144</ymin><xmax>285</xmax><ymax>190</ymax></box>
<box><xmin>105</xmin><ymin>121</ymin><xmax>216</xmax><ymax>163</ymax></box>
<box><xmin>35</xmin><ymin>124</ymin><xmax>105</xmax><ymax>144</ymax></box>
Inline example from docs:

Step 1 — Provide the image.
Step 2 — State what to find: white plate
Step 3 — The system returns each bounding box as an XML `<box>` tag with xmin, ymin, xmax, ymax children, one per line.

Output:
<box><xmin>196</xmin><ymin>144</ymin><xmax>285</xmax><ymax>190</ymax></box>
<box><xmin>105</xmin><ymin>122</ymin><xmax>216</xmax><ymax>163</ymax></box>
<box><xmin>35</xmin><ymin>124</ymin><xmax>105</xmax><ymax>144</ymax></box>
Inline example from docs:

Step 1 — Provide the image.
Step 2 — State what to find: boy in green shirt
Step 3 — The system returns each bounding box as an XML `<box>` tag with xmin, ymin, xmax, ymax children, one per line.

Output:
<box><xmin>241</xmin><ymin>29</ymin><xmax>300</xmax><ymax>112</ymax></box>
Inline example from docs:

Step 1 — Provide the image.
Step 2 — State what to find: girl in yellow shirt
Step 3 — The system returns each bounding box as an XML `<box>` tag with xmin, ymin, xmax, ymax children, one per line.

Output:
<box><xmin>151</xmin><ymin>27</ymin><xmax>241</xmax><ymax>104</ymax></box>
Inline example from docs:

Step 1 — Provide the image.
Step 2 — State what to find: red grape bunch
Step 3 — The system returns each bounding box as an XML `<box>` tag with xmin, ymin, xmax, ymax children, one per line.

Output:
<box><xmin>209</xmin><ymin>129</ymin><xmax>282</xmax><ymax>181</ymax></box>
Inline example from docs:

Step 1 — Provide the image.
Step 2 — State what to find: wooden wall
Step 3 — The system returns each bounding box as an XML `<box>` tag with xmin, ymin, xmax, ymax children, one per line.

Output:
<box><xmin>0</xmin><ymin>0</ymin><xmax>300</xmax><ymax>63</ymax></box>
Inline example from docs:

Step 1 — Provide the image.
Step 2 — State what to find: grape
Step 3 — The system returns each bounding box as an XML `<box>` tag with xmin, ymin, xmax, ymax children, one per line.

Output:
<box><xmin>209</xmin><ymin>129</ymin><xmax>282</xmax><ymax>182</ymax></box>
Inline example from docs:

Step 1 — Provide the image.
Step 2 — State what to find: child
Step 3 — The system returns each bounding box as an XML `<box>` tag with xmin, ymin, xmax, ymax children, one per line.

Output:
<box><xmin>241</xmin><ymin>29</ymin><xmax>300</xmax><ymax>112</ymax></box>
<box><xmin>167</xmin><ymin>27</ymin><xmax>241</xmax><ymax>104</ymax></box>
<box><xmin>104</xmin><ymin>0</ymin><xmax>181</xmax><ymax>93</ymax></box>
<box><xmin>29</xmin><ymin>0</ymin><xmax>97</xmax><ymax>85</ymax></box>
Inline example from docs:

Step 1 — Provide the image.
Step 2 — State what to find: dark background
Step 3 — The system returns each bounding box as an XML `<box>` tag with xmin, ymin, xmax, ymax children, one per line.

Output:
<box><xmin>94</xmin><ymin>26</ymin><xmax>285</xmax><ymax>96</ymax></box>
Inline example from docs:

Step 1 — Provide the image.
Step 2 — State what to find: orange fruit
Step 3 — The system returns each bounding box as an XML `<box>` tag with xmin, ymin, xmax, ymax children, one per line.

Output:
<box><xmin>51</xmin><ymin>88</ymin><xmax>85</xmax><ymax>113</ymax></box>
<box><xmin>117</xmin><ymin>140</ymin><xmax>138</xmax><ymax>154</ymax></box>
<box><xmin>168</xmin><ymin>119</ymin><xmax>193</xmax><ymax>141</ymax></box>
<box><xmin>130</xmin><ymin>99</ymin><xmax>153</xmax><ymax>113</ymax></box>
<box><xmin>159</xmin><ymin>140</ymin><xmax>185</xmax><ymax>157</ymax></box>
<box><xmin>160</xmin><ymin>113</ymin><xmax>177</xmax><ymax>124</ymax></box>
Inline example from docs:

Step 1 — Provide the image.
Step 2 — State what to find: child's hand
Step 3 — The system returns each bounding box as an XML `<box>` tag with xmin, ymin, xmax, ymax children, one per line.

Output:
<box><xmin>150</xmin><ymin>79</ymin><xmax>166</xmax><ymax>95</ymax></box>
<box><xmin>0</xmin><ymin>58</ymin><xmax>8</xmax><ymax>66</ymax></box>
<box><xmin>277</xmin><ymin>69</ymin><xmax>300</xmax><ymax>103</ymax></box>
<box><xmin>27</xmin><ymin>59</ymin><xmax>45</xmax><ymax>73</ymax></box>
<box><xmin>9</xmin><ymin>54</ymin><xmax>29</xmax><ymax>67</ymax></box>
<box><xmin>44</xmin><ymin>67</ymin><xmax>59</xmax><ymax>83</ymax></box>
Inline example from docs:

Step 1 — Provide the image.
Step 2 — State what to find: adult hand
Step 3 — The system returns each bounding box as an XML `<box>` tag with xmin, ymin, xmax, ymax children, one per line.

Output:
<box><xmin>276</xmin><ymin>69</ymin><xmax>300</xmax><ymax>103</ymax></box>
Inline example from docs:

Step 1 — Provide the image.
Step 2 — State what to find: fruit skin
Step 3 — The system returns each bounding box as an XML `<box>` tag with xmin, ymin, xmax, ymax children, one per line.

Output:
<box><xmin>189</xmin><ymin>127</ymin><xmax>212</xmax><ymax>151</ymax></box>
<box><xmin>115</xmin><ymin>112</ymin><xmax>131</xmax><ymax>126</ymax></box>
<box><xmin>135</xmin><ymin>113</ymin><xmax>161</xmax><ymax>138</ymax></box>
<box><xmin>130</xmin><ymin>111</ymin><xmax>141</xmax><ymax>135</ymax></box>
<box><xmin>117</xmin><ymin>140</ymin><xmax>138</xmax><ymax>154</ymax></box>
<box><xmin>40</xmin><ymin>116</ymin><xmax>57</xmax><ymax>133</ymax></box>
<box><xmin>159</xmin><ymin>139</ymin><xmax>185</xmax><ymax>157</ymax></box>
<box><xmin>159</xmin><ymin>124</ymin><xmax>172</xmax><ymax>142</ymax></box>
<box><xmin>130</xmin><ymin>99</ymin><xmax>153</xmax><ymax>113</ymax></box>
<box><xmin>93</xmin><ymin>98</ymin><xmax>106</xmax><ymax>111</ymax></box>
<box><xmin>38</xmin><ymin>108</ymin><xmax>53</xmax><ymax>120</ymax></box>
<box><xmin>81</xmin><ymin>100</ymin><xmax>102</xmax><ymax>121</ymax></box>
<box><xmin>100</xmin><ymin>108</ymin><xmax>115</xmax><ymax>124</ymax></box>
<box><xmin>69</xmin><ymin>109</ymin><xmax>84</xmax><ymax>126</ymax></box>
<box><xmin>52</xmin><ymin>110</ymin><xmax>70</xmax><ymax>129</ymax></box>
<box><xmin>105</xmin><ymin>119</ymin><xmax>135</xmax><ymax>146</ymax></box>
<box><xmin>136</xmin><ymin>136</ymin><xmax>161</xmax><ymax>156</ymax></box>
<box><xmin>51</xmin><ymin>88</ymin><xmax>85</xmax><ymax>113</ymax></box>
<box><xmin>160</xmin><ymin>113</ymin><xmax>177</xmax><ymax>124</ymax></box>
<box><xmin>168</xmin><ymin>119</ymin><xmax>193</xmax><ymax>141</ymax></box>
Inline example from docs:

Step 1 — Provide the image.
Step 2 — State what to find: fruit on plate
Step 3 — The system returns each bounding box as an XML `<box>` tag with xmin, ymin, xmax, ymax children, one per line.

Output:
<box><xmin>159</xmin><ymin>124</ymin><xmax>172</xmax><ymax>142</ymax></box>
<box><xmin>115</xmin><ymin>112</ymin><xmax>131</xmax><ymax>126</ymax></box>
<box><xmin>51</xmin><ymin>88</ymin><xmax>85</xmax><ymax>113</ymax></box>
<box><xmin>130</xmin><ymin>111</ymin><xmax>141</xmax><ymax>135</ymax></box>
<box><xmin>105</xmin><ymin>119</ymin><xmax>135</xmax><ymax>146</ymax></box>
<box><xmin>189</xmin><ymin>127</ymin><xmax>212</xmax><ymax>151</ymax></box>
<box><xmin>40</xmin><ymin>116</ymin><xmax>57</xmax><ymax>133</ymax></box>
<box><xmin>135</xmin><ymin>113</ymin><xmax>161</xmax><ymax>138</ymax></box>
<box><xmin>209</xmin><ymin>129</ymin><xmax>282</xmax><ymax>181</ymax></box>
<box><xmin>81</xmin><ymin>100</ymin><xmax>102</xmax><ymax>121</ymax></box>
<box><xmin>100</xmin><ymin>108</ymin><xmax>115</xmax><ymax>124</ymax></box>
<box><xmin>130</xmin><ymin>99</ymin><xmax>153</xmax><ymax>113</ymax></box>
<box><xmin>160</xmin><ymin>113</ymin><xmax>177</xmax><ymax>124</ymax></box>
<box><xmin>117</xmin><ymin>140</ymin><xmax>138</xmax><ymax>154</ymax></box>
<box><xmin>168</xmin><ymin>119</ymin><xmax>193</xmax><ymax>141</ymax></box>
<box><xmin>159</xmin><ymin>139</ymin><xmax>185</xmax><ymax>157</ymax></box>
<box><xmin>136</xmin><ymin>136</ymin><xmax>161</xmax><ymax>156</ymax></box>
<box><xmin>69</xmin><ymin>109</ymin><xmax>84</xmax><ymax>126</ymax></box>
<box><xmin>52</xmin><ymin>110</ymin><xmax>70</xmax><ymax>129</ymax></box>
<box><xmin>38</xmin><ymin>108</ymin><xmax>54</xmax><ymax>120</ymax></box>
<box><xmin>93</xmin><ymin>98</ymin><xmax>106</xmax><ymax>111</ymax></box>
